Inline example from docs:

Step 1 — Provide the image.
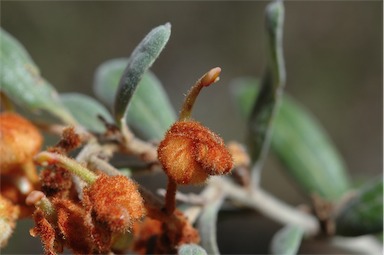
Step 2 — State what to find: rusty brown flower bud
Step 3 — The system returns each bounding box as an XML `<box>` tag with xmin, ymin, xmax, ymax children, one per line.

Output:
<box><xmin>158</xmin><ymin>120</ymin><xmax>233</xmax><ymax>185</ymax></box>
<box><xmin>83</xmin><ymin>175</ymin><xmax>146</xmax><ymax>232</ymax></box>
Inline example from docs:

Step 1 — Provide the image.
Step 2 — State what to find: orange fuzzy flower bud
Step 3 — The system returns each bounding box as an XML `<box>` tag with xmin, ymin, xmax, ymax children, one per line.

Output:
<box><xmin>0</xmin><ymin>195</ymin><xmax>20</xmax><ymax>248</ymax></box>
<box><xmin>0</xmin><ymin>112</ymin><xmax>42</xmax><ymax>176</ymax></box>
<box><xmin>83</xmin><ymin>175</ymin><xmax>146</xmax><ymax>232</ymax></box>
<box><xmin>158</xmin><ymin>120</ymin><xmax>233</xmax><ymax>185</ymax></box>
<box><xmin>227</xmin><ymin>141</ymin><xmax>250</xmax><ymax>168</ymax></box>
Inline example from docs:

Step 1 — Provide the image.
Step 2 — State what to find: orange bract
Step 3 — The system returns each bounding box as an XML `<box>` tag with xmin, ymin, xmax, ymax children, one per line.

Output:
<box><xmin>54</xmin><ymin>199</ymin><xmax>94</xmax><ymax>254</ymax></box>
<box><xmin>30</xmin><ymin>209</ymin><xmax>57</xmax><ymax>255</ymax></box>
<box><xmin>158</xmin><ymin>120</ymin><xmax>233</xmax><ymax>185</ymax></box>
<box><xmin>83</xmin><ymin>175</ymin><xmax>146</xmax><ymax>232</ymax></box>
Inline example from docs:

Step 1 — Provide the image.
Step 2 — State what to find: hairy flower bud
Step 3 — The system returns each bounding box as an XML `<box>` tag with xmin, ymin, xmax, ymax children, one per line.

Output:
<box><xmin>158</xmin><ymin>120</ymin><xmax>233</xmax><ymax>185</ymax></box>
<box><xmin>0</xmin><ymin>112</ymin><xmax>42</xmax><ymax>175</ymax></box>
<box><xmin>83</xmin><ymin>175</ymin><xmax>146</xmax><ymax>232</ymax></box>
<box><xmin>0</xmin><ymin>195</ymin><xmax>20</xmax><ymax>248</ymax></box>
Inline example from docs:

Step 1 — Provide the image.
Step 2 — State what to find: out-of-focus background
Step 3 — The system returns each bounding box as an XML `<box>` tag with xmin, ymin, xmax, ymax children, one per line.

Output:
<box><xmin>1</xmin><ymin>1</ymin><xmax>382</xmax><ymax>254</ymax></box>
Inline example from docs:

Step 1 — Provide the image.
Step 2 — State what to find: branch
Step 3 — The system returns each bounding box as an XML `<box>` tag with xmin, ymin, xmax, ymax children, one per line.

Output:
<box><xmin>330</xmin><ymin>235</ymin><xmax>383</xmax><ymax>255</ymax></box>
<box><xmin>210</xmin><ymin>177</ymin><xmax>320</xmax><ymax>236</ymax></box>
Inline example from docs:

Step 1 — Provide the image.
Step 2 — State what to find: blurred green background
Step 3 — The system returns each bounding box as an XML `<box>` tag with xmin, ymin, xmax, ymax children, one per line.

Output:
<box><xmin>1</xmin><ymin>1</ymin><xmax>382</xmax><ymax>254</ymax></box>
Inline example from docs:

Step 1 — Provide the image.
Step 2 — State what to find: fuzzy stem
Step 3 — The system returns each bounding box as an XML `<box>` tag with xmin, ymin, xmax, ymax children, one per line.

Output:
<box><xmin>26</xmin><ymin>191</ymin><xmax>55</xmax><ymax>218</ymax></box>
<box><xmin>179</xmin><ymin>67</ymin><xmax>221</xmax><ymax>121</ymax></box>
<box><xmin>34</xmin><ymin>151</ymin><xmax>98</xmax><ymax>184</ymax></box>
<box><xmin>164</xmin><ymin>178</ymin><xmax>178</xmax><ymax>215</ymax></box>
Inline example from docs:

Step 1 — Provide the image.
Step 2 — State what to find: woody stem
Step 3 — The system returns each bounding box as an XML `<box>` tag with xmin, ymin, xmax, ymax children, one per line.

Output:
<box><xmin>164</xmin><ymin>178</ymin><xmax>178</xmax><ymax>215</ymax></box>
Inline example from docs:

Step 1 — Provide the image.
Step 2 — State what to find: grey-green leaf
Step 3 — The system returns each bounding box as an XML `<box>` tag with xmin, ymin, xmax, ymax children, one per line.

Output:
<box><xmin>270</xmin><ymin>225</ymin><xmax>304</xmax><ymax>255</ymax></box>
<box><xmin>60</xmin><ymin>93</ymin><xmax>113</xmax><ymax>133</ymax></box>
<box><xmin>197</xmin><ymin>194</ymin><xmax>224</xmax><ymax>255</ymax></box>
<box><xmin>231</xmin><ymin>81</ymin><xmax>351</xmax><ymax>201</ymax></box>
<box><xmin>178</xmin><ymin>244</ymin><xmax>208</xmax><ymax>255</ymax></box>
<box><xmin>94</xmin><ymin>58</ymin><xmax>128</xmax><ymax>108</ymax></box>
<box><xmin>93</xmin><ymin>58</ymin><xmax>176</xmax><ymax>140</ymax></box>
<box><xmin>335</xmin><ymin>178</ymin><xmax>383</xmax><ymax>236</ymax></box>
<box><xmin>127</xmin><ymin>71</ymin><xmax>176</xmax><ymax>139</ymax></box>
<box><xmin>272</xmin><ymin>96</ymin><xmax>351</xmax><ymax>200</ymax></box>
<box><xmin>113</xmin><ymin>23</ymin><xmax>171</xmax><ymax>123</ymax></box>
<box><xmin>247</xmin><ymin>0</ymin><xmax>285</xmax><ymax>186</ymax></box>
<box><xmin>0</xmin><ymin>28</ymin><xmax>76</xmax><ymax>124</ymax></box>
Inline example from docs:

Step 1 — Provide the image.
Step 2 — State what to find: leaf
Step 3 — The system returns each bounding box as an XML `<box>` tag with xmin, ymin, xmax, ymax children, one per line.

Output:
<box><xmin>197</xmin><ymin>194</ymin><xmax>224</xmax><ymax>255</ymax></box>
<box><xmin>270</xmin><ymin>225</ymin><xmax>304</xmax><ymax>255</ymax></box>
<box><xmin>335</xmin><ymin>178</ymin><xmax>383</xmax><ymax>236</ymax></box>
<box><xmin>126</xmin><ymin>71</ymin><xmax>176</xmax><ymax>139</ymax></box>
<box><xmin>247</xmin><ymin>0</ymin><xmax>285</xmax><ymax>185</ymax></box>
<box><xmin>229</xmin><ymin>77</ymin><xmax>260</xmax><ymax>119</ymax></box>
<box><xmin>178</xmin><ymin>244</ymin><xmax>208</xmax><ymax>255</ymax></box>
<box><xmin>60</xmin><ymin>93</ymin><xmax>113</xmax><ymax>133</ymax></box>
<box><xmin>93</xmin><ymin>58</ymin><xmax>176</xmax><ymax>140</ymax></box>
<box><xmin>93</xmin><ymin>58</ymin><xmax>128</xmax><ymax>108</ymax></box>
<box><xmin>231</xmin><ymin>81</ymin><xmax>351</xmax><ymax>201</ymax></box>
<box><xmin>0</xmin><ymin>28</ymin><xmax>75</xmax><ymax>124</ymax></box>
<box><xmin>273</xmin><ymin>96</ymin><xmax>351</xmax><ymax>200</ymax></box>
<box><xmin>113</xmin><ymin>23</ymin><xmax>171</xmax><ymax>123</ymax></box>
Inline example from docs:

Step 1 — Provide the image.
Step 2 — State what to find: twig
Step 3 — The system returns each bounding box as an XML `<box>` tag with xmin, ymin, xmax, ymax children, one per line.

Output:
<box><xmin>157</xmin><ymin>189</ymin><xmax>206</xmax><ymax>205</ymax></box>
<box><xmin>330</xmin><ymin>235</ymin><xmax>383</xmax><ymax>255</ymax></box>
<box><xmin>210</xmin><ymin>177</ymin><xmax>320</xmax><ymax>236</ymax></box>
<box><xmin>33</xmin><ymin>122</ymin><xmax>67</xmax><ymax>136</ymax></box>
<box><xmin>120</xmin><ymin>120</ymin><xmax>158</xmax><ymax>162</ymax></box>
<box><xmin>89</xmin><ymin>155</ymin><xmax>122</xmax><ymax>176</ymax></box>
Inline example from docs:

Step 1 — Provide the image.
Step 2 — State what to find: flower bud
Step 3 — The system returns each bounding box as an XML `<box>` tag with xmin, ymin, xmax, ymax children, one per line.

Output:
<box><xmin>0</xmin><ymin>195</ymin><xmax>20</xmax><ymax>248</ymax></box>
<box><xmin>158</xmin><ymin>120</ymin><xmax>233</xmax><ymax>185</ymax></box>
<box><xmin>83</xmin><ymin>175</ymin><xmax>146</xmax><ymax>232</ymax></box>
<box><xmin>0</xmin><ymin>112</ymin><xmax>42</xmax><ymax>176</ymax></box>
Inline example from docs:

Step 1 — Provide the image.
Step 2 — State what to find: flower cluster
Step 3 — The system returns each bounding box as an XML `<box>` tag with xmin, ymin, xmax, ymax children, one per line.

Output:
<box><xmin>30</xmin><ymin>150</ymin><xmax>147</xmax><ymax>254</ymax></box>
<box><xmin>1</xmin><ymin>67</ymin><xmax>235</xmax><ymax>254</ymax></box>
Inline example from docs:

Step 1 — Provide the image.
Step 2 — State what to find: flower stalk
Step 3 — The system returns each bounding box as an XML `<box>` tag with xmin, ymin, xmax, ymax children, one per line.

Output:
<box><xmin>34</xmin><ymin>151</ymin><xmax>98</xmax><ymax>184</ymax></box>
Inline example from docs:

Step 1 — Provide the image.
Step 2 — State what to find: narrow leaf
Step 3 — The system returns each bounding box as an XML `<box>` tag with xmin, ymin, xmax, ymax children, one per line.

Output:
<box><xmin>113</xmin><ymin>23</ymin><xmax>171</xmax><ymax>123</ymax></box>
<box><xmin>93</xmin><ymin>58</ymin><xmax>176</xmax><ymax>139</ymax></box>
<box><xmin>93</xmin><ymin>58</ymin><xmax>128</xmax><ymax>108</ymax></box>
<box><xmin>0</xmin><ymin>28</ymin><xmax>75</xmax><ymax>124</ymax></box>
<box><xmin>197</xmin><ymin>194</ymin><xmax>224</xmax><ymax>255</ymax></box>
<box><xmin>60</xmin><ymin>93</ymin><xmax>113</xmax><ymax>133</ymax></box>
<box><xmin>247</xmin><ymin>0</ymin><xmax>285</xmax><ymax>186</ymax></box>
<box><xmin>335</xmin><ymin>178</ymin><xmax>383</xmax><ymax>236</ymax></box>
<box><xmin>231</xmin><ymin>81</ymin><xmax>351</xmax><ymax>200</ymax></box>
<box><xmin>270</xmin><ymin>225</ymin><xmax>304</xmax><ymax>255</ymax></box>
<box><xmin>178</xmin><ymin>244</ymin><xmax>208</xmax><ymax>255</ymax></box>
<box><xmin>273</xmin><ymin>96</ymin><xmax>351</xmax><ymax>200</ymax></box>
<box><xmin>127</xmin><ymin>71</ymin><xmax>176</xmax><ymax>139</ymax></box>
<box><xmin>229</xmin><ymin>77</ymin><xmax>260</xmax><ymax>119</ymax></box>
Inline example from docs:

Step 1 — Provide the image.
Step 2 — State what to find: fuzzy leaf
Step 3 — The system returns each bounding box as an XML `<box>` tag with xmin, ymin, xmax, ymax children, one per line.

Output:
<box><xmin>247</xmin><ymin>0</ymin><xmax>285</xmax><ymax>185</ymax></box>
<box><xmin>0</xmin><ymin>28</ymin><xmax>75</xmax><ymax>124</ymax></box>
<box><xmin>335</xmin><ymin>178</ymin><xmax>383</xmax><ymax>236</ymax></box>
<box><xmin>93</xmin><ymin>58</ymin><xmax>128</xmax><ymax>108</ymax></box>
<box><xmin>231</xmin><ymin>81</ymin><xmax>351</xmax><ymax>201</ymax></box>
<box><xmin>113</xmin><ymin>23</ymin><xmax>171</xmax><ymax>123</ymax></box>
<box><xmin>60</xmin><ymin>93</ymin><xmax>113</xmax><ymax>133</ymax></box>
<box><xmin>178</xmin><ymin>244</ymin><xmax>208</xmax><ymax>255</ymax></box>
<box><xmin>270</xmin><ymin>225</ymin><xmax>304</xmax><ymax>255</ymax></box>
<box><xmin>93</xmin><ymin>58</ymin><xmax>176</xmax><ymax>139</ymax></box>
<box><xmin>197</xmin><ymin>195</ymin><xmax>224</xmax><ymax>255</ymax></box>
